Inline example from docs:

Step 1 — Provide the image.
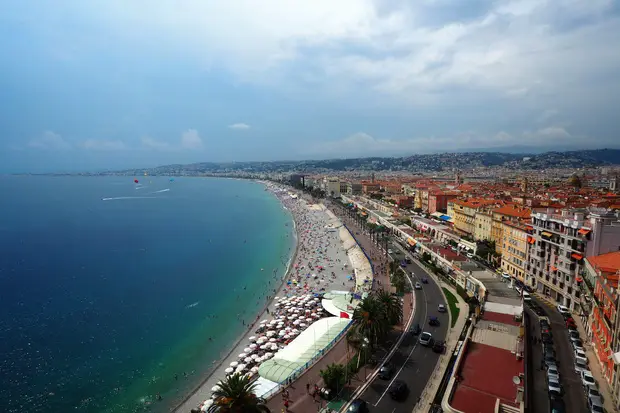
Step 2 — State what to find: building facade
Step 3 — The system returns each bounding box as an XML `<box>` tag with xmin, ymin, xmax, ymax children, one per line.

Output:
<box><xmin>526</xmin><ymin>208</ymin><xmax>620</xmax><ymax>310</ymax></box>
<box><xmin>474</xmin><ymin>211</ymin><xmax>493</xmax><ymax>242</ymax></box>
<box><xmin>500</xmin><ymin>221</ymin><xmax>531</xmax><ymax>283</ymax></box>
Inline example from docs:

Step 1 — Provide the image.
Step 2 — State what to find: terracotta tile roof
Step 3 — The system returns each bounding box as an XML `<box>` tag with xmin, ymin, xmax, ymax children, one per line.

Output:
<box><xmin>452</xmin><ymin>198</ymin><xmax>498</xmax><ymax>209</ymax></box>
<box><xmin>492</xmin><ymin>205</ymin><xmax>531</xmax><ymax>219</ymax></box>
<box><xmin>587</xmin><ymin>251</ymin><xmax>620</xmax><ymax>274</ymax></box>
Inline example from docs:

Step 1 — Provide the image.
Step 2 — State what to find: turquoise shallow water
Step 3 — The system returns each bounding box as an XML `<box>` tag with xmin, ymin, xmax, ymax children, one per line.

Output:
<box><xmin>0</xmin><ymin>176</ymin><xmax>294</xmax><ymax>413</ymax></box>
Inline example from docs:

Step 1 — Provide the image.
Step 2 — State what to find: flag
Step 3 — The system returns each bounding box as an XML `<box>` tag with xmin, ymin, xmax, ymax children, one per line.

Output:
<box><xmin>340</xmin><ymin>312</ymin><xmax>350</xmax><ymax>319</ymax></box>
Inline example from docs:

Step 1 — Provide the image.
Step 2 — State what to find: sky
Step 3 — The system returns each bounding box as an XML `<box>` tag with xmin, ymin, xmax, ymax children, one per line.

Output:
<box><xmin>1</xmin><ymin>0</ymin><xmax>620</xmax><ymax>172</ymax></box>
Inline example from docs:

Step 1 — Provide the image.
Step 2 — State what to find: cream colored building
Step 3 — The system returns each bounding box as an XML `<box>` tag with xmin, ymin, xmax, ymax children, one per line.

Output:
<box><xmin>474</xmin><ymin>211</ymin><xmax>493</xmax><ymax>241</ymax></box>
<box><xmin>500</xmin><ymin>221</ymin><xmax>530</xmax><ymax>282</ymax></box>
<box><xmin>450</xmin><ymin>199</ymin><xmax>497</xmax><ymax>237</ymax></box>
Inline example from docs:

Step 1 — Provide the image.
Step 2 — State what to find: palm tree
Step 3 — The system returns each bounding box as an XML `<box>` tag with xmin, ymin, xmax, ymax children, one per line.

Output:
<box><xmin>320</xmin><ymin>363</ymin><xmax>346</xmax><ymax>393</ymax></box>
<box><xmin>352</xmin><ymin>295</ymin><xmax>389</xmax><ymax>347</ymax></box>
<box><xmin>376</xmin><ymin>289</ymin><xmax>403</xmax><ymax>326</ymax></box>
<box><xmin>208</xmin><ymin>373</ymin><xmax>270</xmax><ymax>413</ymax></box>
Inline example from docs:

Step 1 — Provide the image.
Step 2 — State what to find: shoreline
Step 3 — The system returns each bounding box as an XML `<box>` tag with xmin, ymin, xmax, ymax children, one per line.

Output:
<box><xmin>170</xmin><ymin>182</ymin><xmax>299</xmax><ymax>412</ymax></box>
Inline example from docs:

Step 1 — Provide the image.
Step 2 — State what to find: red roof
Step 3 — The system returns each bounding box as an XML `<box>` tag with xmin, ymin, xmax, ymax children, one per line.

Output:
<box><xmin>451</xmin><ymin>342</ymin><xmax>523</xmax><ymax>413</ymax></box>
<box><xmin>587</xmin><ymin>251</ymin><xmax>620</xmax><ymax>275</ymax></box>
<box><xmin>481</xmin><ymin>311</ymin><xmax>521</xmax><ymax>327</ymax></box>
<box><xmin>492</xmin><ymin>205</ymin><xmax>531</xmax><ymax>219</ymax></box>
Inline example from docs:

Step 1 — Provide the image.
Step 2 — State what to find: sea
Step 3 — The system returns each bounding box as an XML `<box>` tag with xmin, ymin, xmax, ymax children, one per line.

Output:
<box><xmin>0</xmin><ymin>176</ymin><xmax>295</xmax><ymax>413</ymax></box>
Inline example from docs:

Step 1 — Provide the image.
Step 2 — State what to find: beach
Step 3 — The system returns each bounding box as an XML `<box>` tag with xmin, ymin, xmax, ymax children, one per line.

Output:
<box><xmin>172</xmin><ymin>186</ymin><xmax>366</xmax><ymax>412</ymax></box>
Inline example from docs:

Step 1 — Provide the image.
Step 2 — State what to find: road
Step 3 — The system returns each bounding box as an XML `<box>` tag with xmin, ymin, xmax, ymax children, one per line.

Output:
<box><xmin>359</xmin><ymin>244</ymin><xmax>449</xmax><ymax>412</ymax></box>
<box><xmin>527</xmin><ymin>298</ymin><xmax>588</xmax><ymax>413</ymax></box>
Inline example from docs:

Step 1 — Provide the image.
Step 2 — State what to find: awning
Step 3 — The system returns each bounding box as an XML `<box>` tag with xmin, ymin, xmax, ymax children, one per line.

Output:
<box><xmin>431</xmin><ymin>212</ymin><xmax>443</xmax><ymax>218</ymax></box>
<box><xmin>578</xmin><ymin>228</ymin><xmax>591</xmax><ymax>235</ymax></box>
<box><xmin>527</xmin><ymin>236</ymin><xmax>535</xmax><ymax>244</ymax></box>
<box><xmin>571</xmin><ymin>253</ymin><xmax>583</xmax><ymax>260</ymax></box>
<box><xmin>551</xmin><ymin>266</ymin><xmax>558</xmax><ymax>271</ymax></box>
<box><xmin>541</xmin><ymin>231</ymin><xmax>552</xmax><ymax>237</ymax></box>
<box><xmin>440</xmin><ymin>215</ymin><xmax>451</xmax><ymax>221</ymax></box>
<box><xmin>407</xmin><ymin>238</ymin><xmax>417</xmax><ymax>246</ymax></box>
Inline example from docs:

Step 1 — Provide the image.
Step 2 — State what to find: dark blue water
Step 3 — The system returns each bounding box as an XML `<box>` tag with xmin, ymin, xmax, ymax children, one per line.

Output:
<box><xmin>0</xmin><ymin>176</ymin><xmax>294</xmax><ymax>413</ymax></box>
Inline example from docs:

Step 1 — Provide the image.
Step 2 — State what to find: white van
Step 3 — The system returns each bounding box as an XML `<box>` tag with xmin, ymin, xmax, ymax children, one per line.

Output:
<box><xmin>522</xmin><ymin>291</ymin><xmax>531</xmax><ymax>302</ymax></box>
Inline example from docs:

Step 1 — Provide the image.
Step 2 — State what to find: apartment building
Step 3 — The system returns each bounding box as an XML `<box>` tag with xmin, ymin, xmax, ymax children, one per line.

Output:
<box><xmin>322</xmin><ymin>177</ymin><xmax>341</xmax><ymax>197</ymax></box>
<box><xmin>500</xmin><ymin>221</ymin><xmax>531</xmax><ymax>282</ymax></box>
<box><xmin>428</xmin><ymin>190</ymin><xmax>459</xmax><ymax>214</ymax></box>
<box><xmin>526</xmin><ymin>208</ymin><xmax>620</xmax><ymax>310</ymax></box>
<box><xmin>346</xmin><ymin>181</ymin><xmax>362</xmax><ymax>195</ymax></box>
<box><xmin>491</xmin><ymin>205</ymin><xmax>531</xmax><ymax>255</ymax></box>
<box><xmin>474</xmin><ymin>211</ymin><xmax>493</xmax><ymax>241</ymax></box>
<box><xmin>361</xmin><ymin>181</ymin><xmax>380</xmax><ymax>194</ymax></box>
<box><xmin>450</xmin><ymin>199</ymin><xmax>498</xmax><ymax>237</ymax></box>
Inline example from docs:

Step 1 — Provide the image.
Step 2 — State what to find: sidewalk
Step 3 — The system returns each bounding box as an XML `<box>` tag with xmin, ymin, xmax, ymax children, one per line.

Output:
<box><xmin>412</xmin><ymin>262</ymin><xmax>469</xmax><ymax>412</ymax></box>
<box><xmin>265</xmin><ymin>209</ymin><xmax>413</xmax><ymax>413</ymax></box>
<box><xmin>533</xmin><ymin>294</ymin><xmax>616</xmax><ymax>413</ymax></box>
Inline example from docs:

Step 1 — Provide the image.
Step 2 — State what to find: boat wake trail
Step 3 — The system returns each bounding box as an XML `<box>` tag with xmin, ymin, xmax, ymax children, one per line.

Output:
<box><xmin>149</xmin><ymin>188</ymin><xmax>170</xmax><ymax>194</ymax></box>
<box><xmin>185</xmin><ymin>301</ymin><xmax>200</xmax><ymax>309</ymax></box>
<box><xmin>102</xmin><ymin>196</ymin><xmax>158</xmax><ymax>201</ymax></box>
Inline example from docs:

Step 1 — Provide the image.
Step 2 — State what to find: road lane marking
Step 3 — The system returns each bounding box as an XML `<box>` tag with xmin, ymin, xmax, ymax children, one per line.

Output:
<box><xmin>373</xmin><ymin>273</ymin><xmax>429</xmax><ymax>407</ymax></box>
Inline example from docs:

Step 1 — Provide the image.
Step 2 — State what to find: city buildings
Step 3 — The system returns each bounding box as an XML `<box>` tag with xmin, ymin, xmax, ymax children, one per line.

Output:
<box><xmin>526</xmin><ymin>208</ymin><xmax>620</xmax><ymax>310</ymax></box>
<box><xmin>500</xmin><ymin>221</ymin><xmax>531</xmax><ymax>282</ymax></box>
<box><xmin>450</xmin><ymin>199</ymin><xmax>498</xmax><ymax>237</ymax></box>
<box><xmin>490</xmin><ymin>205</ymin><xmax>532</xmax><ymax>254</ymax></box>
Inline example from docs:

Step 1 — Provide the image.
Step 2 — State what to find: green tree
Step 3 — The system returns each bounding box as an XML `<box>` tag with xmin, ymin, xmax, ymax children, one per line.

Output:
<box><xmin>352</xmin><ymin>295</ymin><xmax>389</xmax><ymax>347</ymax></box>
<box><xmin>320</xmin><ymin>363</ymin><xmax>347</xmax><ymax>393</ymax></box>
<box><xmin>208</xmin><ymin>373</ymin><xmax>270</xmax><ymax>413</ymax></box>
<box><xmin>376</xmin><ymin>289</ymin><xmax>403</xmax><ymax>325</ymax></box>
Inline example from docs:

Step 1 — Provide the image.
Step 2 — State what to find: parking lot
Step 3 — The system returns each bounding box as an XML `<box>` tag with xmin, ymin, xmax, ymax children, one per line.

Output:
<box><xmin>526</xmin><ymin>298</ymin><xmax>590</xmax><ymax>413</ymax></box>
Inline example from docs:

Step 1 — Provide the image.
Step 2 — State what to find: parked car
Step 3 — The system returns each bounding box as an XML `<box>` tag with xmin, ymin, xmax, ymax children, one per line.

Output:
<box><xmin>429</xmin><ymin>316</ymin><xmax>440</xmax><ymax>326</ymax></box>
<box><xmin>587</xmin><ymin>386</ymin><xmax>602</xmax><ymax>401</ymax></box>
<box><xmin>378</xmin><ymin>364</ymin><xmax>393</xmax><ymax>380</ymax></box>
<box><xmin>348</xmin><ymin>399</ymin><xmax>369</xmax><ymax>413</ymax></box>
<box><xmin>581</xmin><ymin>370</ymin><xmax>597</xmax><ymax>388</ymax></box>
<box><xmin>569</xmin><ymin>330</ymin><xmax>581</xmax><ymax>343</ymax></box>
<box><xmin>438</xmin><ymin>304</ymin><xmax>446</xmax><ymax>313</ymax></box>
<box><xmin>541</xmin><ymin>332</ymin><xmax>553</xmax><ymax>344</ymax></box>
<box><xmin>433</xmin><ymin>340</ymin><xmax>446</xmax><ymax>353</ymax></box>
<box><xmin>548</xmin><ymin>377</ymin><xmax>562</xmax><ymax>395</ymax></box>
<box><xmin>557</xmin><ymin>305</ymin><xmax>571</xmax><ymax>315</ymax></box>
<box><xmin>544</xmin><ymin>354</ymin><xmax>558</xmax><ymax>368</ymax></box>
<box><xmin>550</xmin><ymin>396</ymin><xmax>566</xmax><ymax>413</ymax></box>
<box><xmin>388</xmin><ymin>380</ymin><xmax>408</xmax><ymax>400</ymax></box>
<box><xmin>547</xmin><ymin>365</ymin><xmax>560</xmax><ymax>381</ymax></box>
<box><xmin>466</xmin><ymin>252</ymin><xmax>474</xmax><ymax>259</ymax></box>
<box><xmin>419</xmin><ymin>332</ymin><xmax>433</xmax><ymax>347</ymax></box>
<box><xmin>565</xmin><ymin>316</ymin><xmax>576</xmax><ymax>326</ymax></box>
<box><xmin>539</xmin><ymin>317</ymin><xmax>550</xmax><ymax>329</ymax></box>
<box><xmin>415</xmin><ymin>282</ymin><xmax>422</xmax><ymax>290</ymax></box>
<box><xmin>588</xmin><ymin>396</ymin><xmax>604</xmax><ymax>413</ymax></box>
<box><xmin>409</xmin><ymin>323</ymin><xmax>421</xmax><ymax>336</ymax></box>
<box><xmin>574</xmin><ymin>359</ymin><xmax>589</xmax><ymax>374</ymax></box>
<box><xmin>544</xmin><ymin>347</ymin><xmax>556</xmax><ymax>359</ymax></box>
<box><xmin>405</xmin><ymin>257</ymin><xmax>412</xmax><ymax>264</ymax></box>
<box><xmin>575</xmin><ymin>348</ymin><xmax>588</xmax><ymax>365</ymax></box>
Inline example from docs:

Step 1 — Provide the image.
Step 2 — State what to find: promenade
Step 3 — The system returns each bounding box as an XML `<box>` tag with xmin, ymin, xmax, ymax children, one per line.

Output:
<box><xmin>264</xmin><ymin>199</ymin><xmax>414</xmax><ymax>413</ymax></box>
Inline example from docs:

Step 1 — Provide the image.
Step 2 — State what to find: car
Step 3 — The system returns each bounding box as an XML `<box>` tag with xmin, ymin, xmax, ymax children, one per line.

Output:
<box><xmin>557</xmin><ymin>305</ymin><xmax>571</xmax><ymax>315</ymax></box>
<box><xmin>415</xmin><ymin>282</ymin><xmax>422</xmax><ymax>290</ymax></box>
<box><xmin>548</xmin><ymin>377</ymin><xmax>562</xmax><ymax>395</ymax></box>
<box><xmin>433</xmin><ymin>340</ymin><xmax>446</xmax><ymax>353</ymax></box>
<box><xmin>378</xmin><ymin>364</ymin><xmax>393</xmax><ymax>380</ymax></box>
<box><xmin>409</xmin><ymin>323</ymin><xmax>422</xmax><ymax>335</ymax></box>
<box><xmin>405</xmin><ymin>257</ymin><xmax>412</xmax><ymax>264</ymax></box>
<box><xmin>566</xmin><ymin>316</ymin><xmax>576</xmax><ymax>325</ymax></box>
<box><xmin>547</xmin><ymin>365</ymin><xmax>560</xmax><ymax>381</ymax></box>
<box><xmin>400</xmin><ymin>261</ymin><xmax>407</xmax><ymax>268</ymax></box>
<box><xmin>540</xmin><ymin>317</ymin><xmax>550</xmax><ymax>328</ymax></box>
<box><xmin>572</xmin><ymin>339</ymin><xmax>584</xmax><ymax>351</ymax></box>
<box><xmin>550</xmin><ymin>397</ymin><xmax>566</xmax><ymax>413</ymax></box>
<box><xmin>567</xmin><ymin>324</ymin><xmax>578</xmax><ymax>333</ymax></box>
<box><xmin>544</xmin><ymin>347</ymin><xmax>556</xmax><ymax>359</ymax></box>
<box><xmin>541</xmin><ymin>327</ymin><xmax>553</xmax><ymax>337</ymax></box>
<box><xmin>587</xmin><ymin>385</ymin><xmax>602</xmax><ymax>401</ymax></box>
<box><xmin>575</xmin><ymin>348</ymin><xmax>588</xmax><ymax>365</ymax></box>
<box><xmin>541</xmin><ymin>332</ymin><xmax>553</xmax><ymax>344</ymax></box>
<box><xmin>569</xmin><ymin>330</ymin><xmax>581</xmax><ymax>343</ymax></box>
<box><xmin>387</xmin><ymin>249</ymin><xmax>394</xmax><ymax>254</ymax></box>
<box><xmin>515</xmin><ymin>286</ymin><xmax>523</xmax><ymax>294</ymax></box>
<box><xmin>574</xmin><ymin>359</ymin><xmax>589</xmax><ymax>374</ymax></box>
<box><xmin>581</xmin><ymin>370</ymin><xmax>597</xmax><ymax>388</ymax></box>
<box><xmin>348</xmin><ymin>399</ymin><xmax>369</xmax><ymax>413</ymax></box>
<box><xmin>544</xmin><ymin>354</ymin><xmax>557</xmax><ymax>368</ymax></box>
<box><xmin>419</xmin><ymin>332</ymin><xmax>433</xmax><ymax>347</ymax></box>
<box><xmin>421</xmin><ymin>277</ymin><xmax>428</xmax><ymax>283</ymax></box>
<box><xmin>429</xmin><ymin>316</ymin><xmax>440</xmax><ymax>326</ymax></box>
<box><xmin>588</xmin><ymin>396</ymin><xmax>604</xmax><ymax>413</ymax></box>
<box><xmin>388</xmin><ymin>380</ymin><xmax>408</xmax><ymax>400</ymax></box>
<box><xmin>466</xmin><ymin>252</ymin><xmax>474</xmax><ymax>259</ymax></box>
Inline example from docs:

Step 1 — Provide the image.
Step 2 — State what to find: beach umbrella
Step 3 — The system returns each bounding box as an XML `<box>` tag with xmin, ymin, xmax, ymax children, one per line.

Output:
<box><xmin>260</xmin><ymin>344</ymin><xmax>267</xmax><ymax>350</ymax></box>
<box><xmin>225</xmin><ymin>367</ymin><xmax>234</xmax><ymax>373</ymax></box>
<box><xmin>293</xmin><ymin>320</ymin><xmax>300</xmax><ymax>325</ymax></box>
<box><xmin>249</xmin><ymin>336</ymin><xmax>256</xmax><ymax>342</ymax></box>
<box><xmin>211</xmin><ymin>385</ymin><xmax>220</xmax><ymax>392</ymax></box>
<box><xmin>251</xmin><ymin>353</ymin><xmax>260</xmax><ymax>359</ymax></box>
<box><xmin>269</xmin><ymin>338</ymin><xmax>277</xmax><ymax>342</ymax></box>
<box><xmin>204</xmin><ymin>400</ymin><xmax>214</xmax><ymax>407</ymax></box>
<box><xmin>238</xmin><ymin>353</ymin><xmax>247</xmax><ymax>358</ymax></box>
<box><xmin>230</xmin><ymin>361</ymin><xmax>239</xmax><ymax>367</ymax></box>
<box><xmin>251</xmin><ymin>366</ymin><xmax>259</xmax><ymax>373</ymax></box>
<box><xmin>249</xmin><ymin>343</ymin><xmax>257</xmax><ymax>349</ymax></box>
<box><xmin>300</xmin><ymin>323</ymin><xmax>307</xmax><ymax>327</ymax></box>
<box><xmin>306</xmin><ymin>317</ymin><xmax>313</xmax><ymax>322</ymax></box>
<box><xmin>244</xmin><ymin>347</ymin><xmax>252</xmax><ymax>353</ymax></box>
<box><xmin>283</xmin><ymin>334</ymin><xmax>290</xmax><ymax>339</ymax></box>
<box><xmin>264</xmin><ymin>352</ymin><xmax>273</xmax><ymax>358</ymax></box>
<box><xmin>244</xmin><ymin>356</ymin><xmax>253</xmax><ymax>363</ymax></box>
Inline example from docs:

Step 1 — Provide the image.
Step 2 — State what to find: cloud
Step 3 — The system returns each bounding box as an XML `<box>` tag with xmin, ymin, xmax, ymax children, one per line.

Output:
<box><xmin>141</xmin><ymin>136</ymin><xmax>171</xmax><ymax>151</ymax></box>
<box><xmin>228</xmin><ymin>123</ymin><xmax>250</xmax><ymax>130</ymax></box>
<box><xmin>141</xmin><ymin>130</ymin><xmax>203</xmax><ymax>151</ymax></box>
<box><xmin>181</xmin><ymin>129</ymin><xmax>203</xmax><ymax>149</ymax></box>
<box><xmin>28</xmin><ymin>131</ymin><xmax>72</xmax><ymax>150</ymax></box>
<box><xmin>80</xmin><ymin>139</ymin><xmax>127</xmax><ymax>151</ymax></box>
